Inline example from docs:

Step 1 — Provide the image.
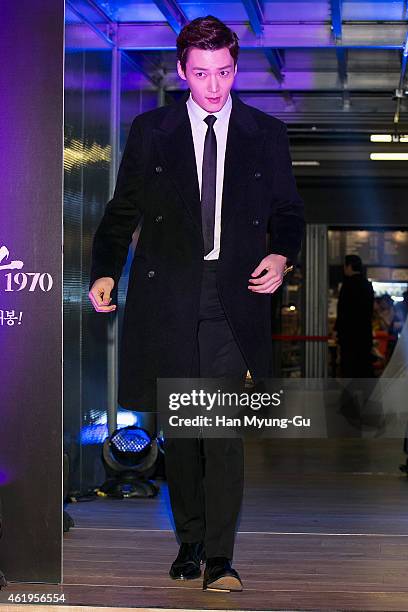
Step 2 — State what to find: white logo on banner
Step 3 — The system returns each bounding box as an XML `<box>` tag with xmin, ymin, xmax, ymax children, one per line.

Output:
<box><xmin>0</xmin><ymin>245</ymin><xmax>24</xmax><ymax>270</ymax></box>
<box><xmin>0</xmin><ymin>244</ymin><xmax>54</xmax><ymax>326</ymax></box>
<box><xmin>0</xmin><ymin>243</ymin><xmax>53</xmax><ymax>293</ymax></box>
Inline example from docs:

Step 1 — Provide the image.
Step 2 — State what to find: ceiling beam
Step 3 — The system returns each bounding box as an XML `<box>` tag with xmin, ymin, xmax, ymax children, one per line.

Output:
<box><xmin>397</xmin><ymin>31</ymin><xmax>408</xmax><ymax>95</ymax></box>
<box><xmin>330</xmin><ymin>0</ymin><xmax>349</xmax><ymax>109</ymax></box>
<box><xmin>66</xmin><ymin>1</ymin><xmax>114</xmax><ymax>47</ymax></box>
<box><xmin>394</xmin><ymin>31</ymin><xmax>408</xmax><ymax>124</ymax></box>
<box><xmin>241</xmin><ymin>0</ymin><xmax>264</xmax><ymax>37</ymax></box>
<box><xmin>264</xmin><ymin>48</ymin><xmax>285</xmax><ymax>85</ymax></box>
<box><xmin>152</xmin><ymin>0</ymin><xmax>187</xmax><ymax>35</ymax></box>
<box><xmin>66</xmin><ymin>22</ymin><xmax>408</xmax><ymax>51</ymax></box>
<box><xmin>115</xmin><ymin>22</ymin><xmax>408</xmax><ymax>50</ymax></box>
<box><xmin>241</xmin><ymin>0</ymin><xmax>284</xmax><ymax>84</ymax></box>
<box><xmin>67</xmin><ymin>0</ymin><xmax>115</xmax><ymax>24</ymax></box>
<box><xmin>66</xmin><ymin>0</ymin><xmax>160</xmax><ymax>90</ymax></box>
<box><xmin>330</xmin><ymin>0</ymin><xmax>342</xmax><ymax>41</ymax></box>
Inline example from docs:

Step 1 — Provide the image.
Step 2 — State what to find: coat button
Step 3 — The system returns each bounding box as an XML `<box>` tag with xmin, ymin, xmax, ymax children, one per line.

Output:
<box><xmin>254</xmin><ymin>171</ymin><xmax>261</xmax><ymax>179</ymax></box>
<box><xmin>155</xmin><ymin>215</ymin><xmax>163</xmax><ymax>223</ymax></box>
<box><xmin>155</xmin><ymin>165</ymin><xmax>163</xmax><ymax>173</ymax></box>
<box><xmin>147</xmin><ymin>270</ymin><xmax>155</xmax><ymax>278</ymax></box>
<box><xmin>252</xmin><ymin>219</ymin><xmax>260</xmax><ymax>226</ymax></box>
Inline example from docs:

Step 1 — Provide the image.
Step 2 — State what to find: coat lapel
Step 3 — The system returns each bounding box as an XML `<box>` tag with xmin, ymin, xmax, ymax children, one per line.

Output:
<box><xmin>221</xmin><ymin>92</ymin><xmax>266</xmax><ymax>233</ymax></box>
<box><xmin>152</xmin><ymin>91</ymin><xmax>202</xmax><ymax>231</ymax></box>
<box><xmin>152</xmin><ymin>89</ymin><xmax>266</xmax><ymax>235</ymax></box>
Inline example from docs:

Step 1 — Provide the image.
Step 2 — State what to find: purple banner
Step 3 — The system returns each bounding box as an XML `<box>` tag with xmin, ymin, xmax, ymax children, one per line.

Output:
<box><xmin>0</xmin><ymin>0</ymin><xmax>64</xmax><ymax>582</ymax></box>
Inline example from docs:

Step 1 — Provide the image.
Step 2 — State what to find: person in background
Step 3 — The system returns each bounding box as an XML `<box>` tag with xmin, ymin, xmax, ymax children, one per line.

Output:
<box><xmin>334</xmin><ymin>254</ymin><xmax>374</xmax><ymax>377</ymax></box>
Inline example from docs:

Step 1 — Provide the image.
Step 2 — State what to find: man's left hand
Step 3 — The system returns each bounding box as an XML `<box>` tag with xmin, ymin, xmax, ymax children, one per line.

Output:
<box><xmin>248</xmin><ymin>254</ymin><xmax>287</xmax><ymax>294</ymax></box>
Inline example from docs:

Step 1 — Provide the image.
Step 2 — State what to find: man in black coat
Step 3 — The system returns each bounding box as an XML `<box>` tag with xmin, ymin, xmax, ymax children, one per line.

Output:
<box><xmin>335</xmin><ymin>254</ymin><xmax>374</xmax><ymax>377</ymax></box>
<box><xmin>89</xmin><ymin>15</ymin><xmax>304</xmax><ymax>592</ymax></box>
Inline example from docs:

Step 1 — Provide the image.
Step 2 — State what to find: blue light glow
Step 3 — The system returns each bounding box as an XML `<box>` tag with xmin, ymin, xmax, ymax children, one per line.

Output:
<box><xmin>80</xmin><ymin>410</ymin><xmax>139</xmax><ymax>445</ymax></box>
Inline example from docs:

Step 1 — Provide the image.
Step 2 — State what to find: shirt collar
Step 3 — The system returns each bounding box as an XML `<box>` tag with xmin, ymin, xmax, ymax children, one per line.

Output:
<box><xmin>186</xmin><ymin>91</ymin><xmax>232</xmax><ymax>128</ymax></box>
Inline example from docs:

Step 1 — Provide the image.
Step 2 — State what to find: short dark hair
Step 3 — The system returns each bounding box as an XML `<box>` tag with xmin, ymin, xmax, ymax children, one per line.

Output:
<box><xmin>176</xmin><ymin>15</ymin><xmax>239</xmax><ymax>73</ymax></box>
<box><xmin>345</xmin><ymin>254</ymin><xmax>363</xmax><ymax>272</ymax></box>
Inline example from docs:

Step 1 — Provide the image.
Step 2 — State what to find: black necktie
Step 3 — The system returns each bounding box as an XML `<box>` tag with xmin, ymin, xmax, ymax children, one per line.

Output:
<box><xmin>201</xmin><ymin>115</ymin><xmax>217</xmax><ymax>256</ymax></box>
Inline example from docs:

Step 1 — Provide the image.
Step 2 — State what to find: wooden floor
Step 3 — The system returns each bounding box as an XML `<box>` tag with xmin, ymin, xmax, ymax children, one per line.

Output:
<box><xmin>2</xmin><ymin>438</ymin><xmax>408</xmax><ymax>611</ymax></box>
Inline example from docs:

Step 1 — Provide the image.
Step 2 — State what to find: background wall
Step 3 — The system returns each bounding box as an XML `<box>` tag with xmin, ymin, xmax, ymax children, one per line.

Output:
<box><xmin>63</xmin><ymin>42</ymin><xmax>158</xmax><ymax>494</ymax></box>
<box><xmin>300</xmin><ymin>177</ymin><xmax>408</xmax><ymax>226</ymax></box>
<box><xmin>64</xmin><ymin>49</ymin><xmax>112</xmax><ymax>494</ymax></box>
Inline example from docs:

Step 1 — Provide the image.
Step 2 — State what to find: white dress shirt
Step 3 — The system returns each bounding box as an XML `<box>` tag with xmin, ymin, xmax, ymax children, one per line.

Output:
<box><xmin>186</xmin><ymin>92</ymin><xmax>232</xmax><ymax>260</ymax></box>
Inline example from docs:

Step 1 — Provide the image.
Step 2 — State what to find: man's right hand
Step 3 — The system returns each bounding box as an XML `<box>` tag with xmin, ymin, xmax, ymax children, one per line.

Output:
<box><xmin>88</xmin><ymin>277</ymin><xmax>117</xmax><ymax>313</ymax></box>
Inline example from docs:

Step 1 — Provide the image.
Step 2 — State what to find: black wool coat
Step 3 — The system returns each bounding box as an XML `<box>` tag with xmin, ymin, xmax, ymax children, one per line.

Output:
<box><xmin>90</xmin><ymin>89</ymin><xmax>305</xmax><ymax>411</ymax></box>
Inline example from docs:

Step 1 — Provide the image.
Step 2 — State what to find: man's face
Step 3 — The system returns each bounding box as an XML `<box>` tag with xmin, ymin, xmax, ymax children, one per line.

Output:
<box><xmin>177</xmin><ymin>46</ymin><xmax>237</xmax><ymax>113</ymax></box>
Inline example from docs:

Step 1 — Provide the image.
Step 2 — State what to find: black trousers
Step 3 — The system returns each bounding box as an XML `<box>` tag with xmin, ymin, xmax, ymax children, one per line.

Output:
<box><xmin>339</xmin><ymin>340</ymin><xmax>374</xmax><ymax>378</ymax></box>
<box><xmin>164</xmin><ymin>259</ymin><xmax>248</xmax><ymax>559</ymax></box>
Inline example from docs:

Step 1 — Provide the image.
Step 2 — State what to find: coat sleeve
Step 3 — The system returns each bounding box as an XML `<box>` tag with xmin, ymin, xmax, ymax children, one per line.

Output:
<box><xmin>268</xmin><ymin>122</ymin><xmax>305</xmax><ymax>265</ymax></box>
<box><xmin>88</xmin><ymin>117</ymin><xmax>144</xmax><ymax>290</ymax></box>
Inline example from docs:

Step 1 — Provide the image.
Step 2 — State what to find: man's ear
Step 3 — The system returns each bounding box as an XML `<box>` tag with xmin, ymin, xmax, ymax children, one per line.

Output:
<box><xmin>177</xmin><ymin>60</ymin><xmax>186</xmax><ymax>81</ymax></box>
<box><xmin>234</xmin><ymin>62</ymin><xmax>238</xmax><ymax>75</ymax></box>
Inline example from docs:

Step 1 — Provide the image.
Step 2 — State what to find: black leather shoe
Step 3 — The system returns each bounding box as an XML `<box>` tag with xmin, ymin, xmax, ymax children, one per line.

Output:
<box><xmin>203</xmin><ymin>556</ymin><xmax>243</xmax><ymax>591</ymax></box>
<box><xmin>169</xmin><ymin>541</ymin><xmax>206</xmax><ymax>580</ymax></box>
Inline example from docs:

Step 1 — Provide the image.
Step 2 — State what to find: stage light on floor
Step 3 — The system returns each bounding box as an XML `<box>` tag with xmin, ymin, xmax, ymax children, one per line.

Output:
<box><xmin>99</xmin><ymin>426</ymin><xmax>159</xmax><ymax>499</ymax></box>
